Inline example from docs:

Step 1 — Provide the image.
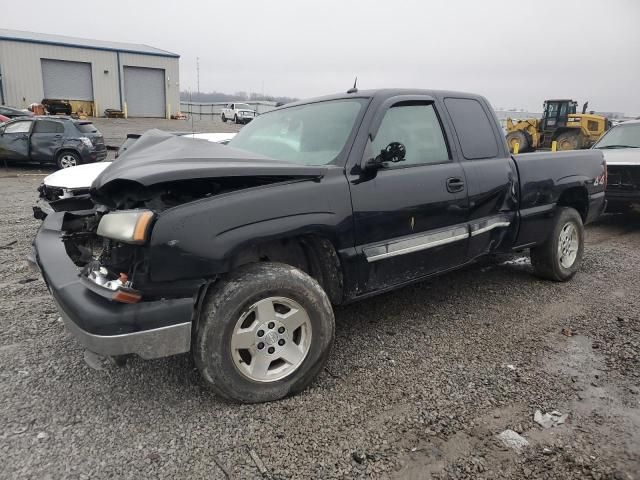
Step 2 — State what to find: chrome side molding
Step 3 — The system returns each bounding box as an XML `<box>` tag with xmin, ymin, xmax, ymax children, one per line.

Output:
<box><xmin>364</xmin><ymin>215</ymin><xmax>512</xmax><ymax>263</ymax></box>
<box><xmin>365</xmin><ymin>225</ymin><xmax>469</xmax><ymax>263</ymax></box>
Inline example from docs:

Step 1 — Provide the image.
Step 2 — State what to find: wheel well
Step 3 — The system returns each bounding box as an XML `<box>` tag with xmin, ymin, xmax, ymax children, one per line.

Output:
<box><xmin>55</xmin><ymin>149</ymin><xmax>80</xmax><ymax>160</ymax></box>
<box><xmin>557</xmin><ymin>187</ymin><xmax>588</xmax><ymax>221</ymax></box>
<box><xmin>228</xmin><ymin>235</ymin><xmax>344</xmax><ymax>304</ymax></box>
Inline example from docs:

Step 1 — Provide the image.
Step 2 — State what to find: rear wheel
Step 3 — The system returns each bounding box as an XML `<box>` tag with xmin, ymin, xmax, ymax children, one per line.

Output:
<box><xmin>221</xmin><ymin>113</ymin><xmax>227</xmax><ymax>123</ymax></box>
<box><xmin>506</xmin><ymin>131</ymin><xmax>529</xmax><ymax>153</ymax></box>
<box><xmin>555</xmin><ymin>131</ymin><xmax>584</xmax><ymax>151</ymax></box>
<box><xmin>233</xmin><ymin>114</ymin><xmax>239</xmax><ymax>124</ymax></box>
<box><xmin>194</xmin><ymin>262</ymin><xmax>335</xmax><ymax>403</ymax></box>
<box><xmin>56</xmin><ymin>151</ymin><xmax>80</xmax><ymax>169</ymax></box>
<box><xmin>530</xmin><ymin>207</ymin><xmax>584</xmax><ymax>281</ymax></box>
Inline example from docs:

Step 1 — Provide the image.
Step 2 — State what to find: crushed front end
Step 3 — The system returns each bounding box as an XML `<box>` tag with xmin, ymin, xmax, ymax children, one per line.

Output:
<box><xmin>30</xmin><ymin>208</ymin><xmax>201</xmax><ymax>359</ymax></box>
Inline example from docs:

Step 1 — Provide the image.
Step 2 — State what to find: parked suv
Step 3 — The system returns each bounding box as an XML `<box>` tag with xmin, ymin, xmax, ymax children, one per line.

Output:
<box><xmin>0</xmin><ymin>116</ymin><xmax>106</xmax><ymax>169</ymax></box>
<box><xmin>42</xmin><ymin>99</ymin><xmax>73</xmax><ymax>116</ymax></box>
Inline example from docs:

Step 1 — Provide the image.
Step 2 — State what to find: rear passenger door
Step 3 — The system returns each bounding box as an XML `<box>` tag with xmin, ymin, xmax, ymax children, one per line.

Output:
<box><xmin>349</xmin><ymin>97</ymin><xmax>469</xmax><ymax>291</ymax></box>
<box><xmin>31</xmin><ymin>120</ymin><xmax>64</xmax><ymax>162</ymax></box>
<box><xmin>443</xmin><ymin>97</ymin><xmax>519</xmax><ymax>258</ymax></box>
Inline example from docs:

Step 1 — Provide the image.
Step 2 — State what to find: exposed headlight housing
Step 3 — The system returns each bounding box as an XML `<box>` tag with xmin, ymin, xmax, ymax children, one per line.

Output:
<box><xmin>97</xmin><ymin>210</ymin><xmax>155</xmax><ymax>244</ymax></box>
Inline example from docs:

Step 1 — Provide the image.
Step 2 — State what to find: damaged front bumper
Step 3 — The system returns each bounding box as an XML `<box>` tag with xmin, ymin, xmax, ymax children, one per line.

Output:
<box><xmin>30</xmin><ymin>212</ymin><xmax>196</xmax><ymax>359</ymax></box>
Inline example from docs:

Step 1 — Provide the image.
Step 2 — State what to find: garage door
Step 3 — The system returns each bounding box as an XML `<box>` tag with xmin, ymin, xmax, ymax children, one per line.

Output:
<box><xmin>41</xmin><ymin>59</ymin><xmax>94</xmax><ymax>101</ymax></box>
<box><xmin>124</xmin><ymin>67</ymin><xmax>165</xmax><ymax>118</ymax></box>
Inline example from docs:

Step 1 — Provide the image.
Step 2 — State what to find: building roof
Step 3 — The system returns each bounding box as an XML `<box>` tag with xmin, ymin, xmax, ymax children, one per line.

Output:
<box><xmin>0</xmin><ymin>28</ymin><xmax>179</xmax><ymax>58</ymax></box>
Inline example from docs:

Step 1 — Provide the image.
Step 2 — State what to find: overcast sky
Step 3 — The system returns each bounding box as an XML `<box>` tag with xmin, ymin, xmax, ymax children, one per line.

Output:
<box><xmin>3</xmin><ymin>0</ymin><xmax>640</xmax><ymax>114</ymax></box>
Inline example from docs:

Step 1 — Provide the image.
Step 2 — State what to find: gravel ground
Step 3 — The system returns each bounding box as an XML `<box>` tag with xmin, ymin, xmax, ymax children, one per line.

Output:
<box><xmin>0</xmin><ymin>157</ymin><xmax>639</xmax><ymax>479</ymax></box>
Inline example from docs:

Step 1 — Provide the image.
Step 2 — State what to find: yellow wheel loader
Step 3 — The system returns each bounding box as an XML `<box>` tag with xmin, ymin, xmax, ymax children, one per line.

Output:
<box><xmin>506</xmin><ymin>100</ymin><xmax>610</xmax><ymax>153</ymax></box>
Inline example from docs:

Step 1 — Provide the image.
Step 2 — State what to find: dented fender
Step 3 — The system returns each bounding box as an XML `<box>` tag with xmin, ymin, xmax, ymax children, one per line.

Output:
<box><xmin>147</xmin><ymin>167</ymin><xmax>354</xmax><ymax>282</ymax></box>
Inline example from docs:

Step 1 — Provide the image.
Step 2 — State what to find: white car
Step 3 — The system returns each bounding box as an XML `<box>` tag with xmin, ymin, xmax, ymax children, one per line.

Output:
<box><xmin>34</xmin><ymin>131</ymin><xmax>236</xmax><ymax>217</ymax></box>
<box><xmin>220</xmin><ymin>103</ymin><xmax>256</xmax><ymax>124</ymax></box>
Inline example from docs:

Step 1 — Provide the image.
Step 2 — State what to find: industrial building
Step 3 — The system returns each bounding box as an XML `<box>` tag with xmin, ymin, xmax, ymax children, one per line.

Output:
<box><xmin>0</xmin><ymin>29</ymin><xmax>180</xmax><ymax>118</ymax></box>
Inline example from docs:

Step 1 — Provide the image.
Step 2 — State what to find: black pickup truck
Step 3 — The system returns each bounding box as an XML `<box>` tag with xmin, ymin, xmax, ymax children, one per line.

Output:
<box><xmin>31</xmin><ymin>89</ymin><xmax>606</xmax><ymax>403</ymax></box>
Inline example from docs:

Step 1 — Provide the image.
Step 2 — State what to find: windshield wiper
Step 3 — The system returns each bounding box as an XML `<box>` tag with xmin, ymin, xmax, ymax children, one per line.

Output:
<box><xmin>597</xmin><ymin>145</ymin><xmax>639</xmax><ymax>149</ymax></box>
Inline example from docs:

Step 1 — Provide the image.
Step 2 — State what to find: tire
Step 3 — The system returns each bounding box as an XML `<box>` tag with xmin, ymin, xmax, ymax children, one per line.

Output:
<box><xmin>221</xmin><ymin>113</ymin><xmax>227</xmax><ymax>123</ymax></box>
<box><xmin>506</xmin><ymin>131</ymin><xmax>529</xmax><ymax>153</ymax></box>
<box><xmin>555</xmin><ymin>131</ymin><xmax>584</xmax><ymax>151</ymax></box>
<box><xmin>530</xmin><ymin>207</ymin><xmax>584</xmax><ymax>282</ymax></box>
<box><xmin>234</xmin><ymin>114</ymin><xmax>239</xmax><ymax>124</ymax></box>
<box><xmin>56</xmin><ymin>151</ymin><xmax>81</xmax><ymax>169</ymax></box>
<box><xmin>194</xmin><ymin>262</ymin><xmax>335</xmax><ymax>403</ymax></box>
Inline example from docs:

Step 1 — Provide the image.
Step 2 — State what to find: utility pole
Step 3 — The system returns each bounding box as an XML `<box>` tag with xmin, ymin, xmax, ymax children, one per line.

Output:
<box><xmin>196</xmin><ymin>57</ymin><xmax>200</xmax><ymax>97</ymax></box>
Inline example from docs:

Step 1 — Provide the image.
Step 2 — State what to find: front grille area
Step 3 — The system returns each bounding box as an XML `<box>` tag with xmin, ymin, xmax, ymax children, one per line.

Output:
<box><xmin>607</xmin><ymin>165</ymin><xmax>640</xmax><ymax>192</ymax></box>
<box><xmin>39</xmin><ymin>184</ymin><xmax>90</xmax><ymax>201</ymax></box>
<box><xmin>39</xmin><ymin>184</ymin><xmax>64</xmax><ymax>201</ymax></box>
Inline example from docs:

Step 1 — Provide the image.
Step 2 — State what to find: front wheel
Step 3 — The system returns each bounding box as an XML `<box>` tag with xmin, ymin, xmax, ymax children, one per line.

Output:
<box><xmin>555</xmin><ymin>131</ymin><xmax>584</xmax><ymax>151</ymax></box>
<box><xmin>194</xmin><ymin>262</ymin><xmax>335</xmax><ymax>403</ymax></box>
<box><xmin>233</xmin><ymin>114</ymin><xmax>239</xmax><ymax>124</ymax></box>
<box><xmin>530</xmin><ymin>207</ymin><xmax>584</xmax><ymax>281</ymax></box>
<box><xmin>221</xmin><ymin>113</ymin><xmax>227</xmax><ymax>123</ymax></box>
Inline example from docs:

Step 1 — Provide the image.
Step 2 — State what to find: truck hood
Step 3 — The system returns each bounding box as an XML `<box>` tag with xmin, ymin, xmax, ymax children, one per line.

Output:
<box><xmin>91</xmin><ymin>130</ymin><xmax>327</xmax><ymax>193</ymax></box>
<box><xmin>44</xmin><ymin>162</ymin><xmax>111</xmax><ymax>189</ymax></box>
<box><xmin>597</xmin><ymin>148</ymin><xmax>640</xmax><ymax>166</ymax></box>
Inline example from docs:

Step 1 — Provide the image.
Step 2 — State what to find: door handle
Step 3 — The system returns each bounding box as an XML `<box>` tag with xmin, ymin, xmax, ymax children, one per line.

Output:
<box><xmin>446</xmin><ymin>177</ymin><xmax>465</xmax><ymax>193</ymax></box>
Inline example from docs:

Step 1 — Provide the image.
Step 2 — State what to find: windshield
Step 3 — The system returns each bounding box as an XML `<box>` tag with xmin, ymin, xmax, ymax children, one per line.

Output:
<box><xmin>228</xmin><ymin>99</ymin><xmax>366</xmax><ymax>165</ymax></box>
<box><xmin>594</xmin><ymin>123</ymin><xmax>640</xmax><ymax>149</ymax></box>
<box><xmin>235</xmin><ymin>104</ymin><xmax>252</xmax><ymax>110</ymax></box>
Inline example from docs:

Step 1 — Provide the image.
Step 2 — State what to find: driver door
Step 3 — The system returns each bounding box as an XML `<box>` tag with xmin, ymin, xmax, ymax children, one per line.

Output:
<box><xmin>0</xmin><ymin>120</ymin><xmax>33</xmax><ymax>161</ymax></box>
<box><xmin>348</xmin><ymin>99</ymin><xmax>469</xmax><ymax>292</ymax></box>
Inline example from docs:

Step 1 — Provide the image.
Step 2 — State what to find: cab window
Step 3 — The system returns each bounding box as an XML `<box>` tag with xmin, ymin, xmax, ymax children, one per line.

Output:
<box><xmin>546</xmin><ymin>103</ymin><xmax>559</xmax><ymax>118</ymax></box>
<box><xmin>372</xmin><ymin>103</ymin><xmax>450</xmax><ymax>168</ymax></box>
<box><xmin>559</xmin><ymin>103</ymin><xmax>568</xmax><ymax>117</ymax></box>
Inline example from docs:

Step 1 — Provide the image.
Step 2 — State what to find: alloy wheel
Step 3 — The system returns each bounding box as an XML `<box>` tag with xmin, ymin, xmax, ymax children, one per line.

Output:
<box><xmin>558</xmin><ymin>222</ymin><xmax>579</xmax><ymax>269</ymax></box>
<box><xmin>59</xmin><ymin>154</ymin><xmax>78</xmax><ymax>168</ymax></box>
<box><xmin>230</xmin><ymin>296</ymin><xmax>312</xmax><ymax>383</ymax></box>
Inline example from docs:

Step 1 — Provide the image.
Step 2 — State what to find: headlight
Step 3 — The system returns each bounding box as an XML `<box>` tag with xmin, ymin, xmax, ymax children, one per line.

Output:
<box><xmin>80</xmin><ymin>137</ymin><xmax>93</xmax><ymax>147</ymax></box>
<box><xmin>97</xmin><ymin>210</ymin><xmax>155</xmax><ymax>244</ymax></box>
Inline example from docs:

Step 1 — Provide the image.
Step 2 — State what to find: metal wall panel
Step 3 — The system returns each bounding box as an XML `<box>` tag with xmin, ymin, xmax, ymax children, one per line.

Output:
<box><xmin>123</xmin><ymin>66</ymin><xmax>165</xmax><ymax>117</ymax></box>
<box><xmin>0</xmin><ymin>39</ymin><xmax>179</xmax><ymax>116</ymax></box>
<box><xmin>41</xmin><ymin>59</ymin><xmax>93</xmax><ymax>100</ymax></box>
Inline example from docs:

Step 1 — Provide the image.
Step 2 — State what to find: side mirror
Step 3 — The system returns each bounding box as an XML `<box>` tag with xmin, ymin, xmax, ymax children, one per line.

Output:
<box><xmin>361</xmin><ymin>140</ymin><xmax>407</xmax><ymax>170</ymax></box>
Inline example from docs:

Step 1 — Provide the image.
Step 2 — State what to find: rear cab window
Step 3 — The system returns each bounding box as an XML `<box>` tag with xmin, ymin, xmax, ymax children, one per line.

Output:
<box><xmin>444</xmin><ymin>97</ymin><xmax>499</xmax><ymax>159</ymax></box>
